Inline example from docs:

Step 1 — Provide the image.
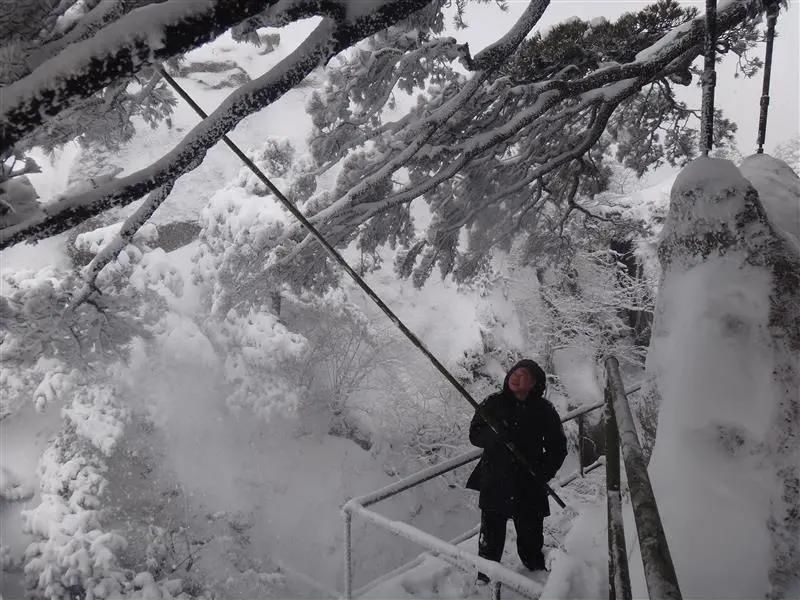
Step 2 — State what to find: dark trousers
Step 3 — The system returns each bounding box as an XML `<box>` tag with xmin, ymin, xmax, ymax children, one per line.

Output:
<box><xmin>478</xmin><ymin>509</ymin><xmax>545</xmax><ymax>574</ymax></box>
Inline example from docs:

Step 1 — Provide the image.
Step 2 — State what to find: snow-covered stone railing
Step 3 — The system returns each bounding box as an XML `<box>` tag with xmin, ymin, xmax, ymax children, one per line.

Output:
<box><xmin>340</xmin><ymin>397</ymin><xmax>611</xmax><ymax>599</ymax></box>
<box><xmin>605</xmin><ymin>356</ymin><xmax>682</xmax><ymax>600</ymax></box>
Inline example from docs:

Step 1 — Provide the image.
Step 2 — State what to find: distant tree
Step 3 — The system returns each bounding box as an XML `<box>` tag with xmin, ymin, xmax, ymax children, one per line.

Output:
<box><xmin>773</xmin><ymin>136</ymin><xmax>800</xmax><ymax>173</ymax></box>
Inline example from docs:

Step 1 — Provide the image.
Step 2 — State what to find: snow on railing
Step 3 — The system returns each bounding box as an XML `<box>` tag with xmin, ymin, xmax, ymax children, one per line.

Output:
<box><xmin>344</xmin><ymin>501</ymin><xmax>545</xmax><ymax>600</ymax></box>
<box><xmin>350</xmin><ymin>448</ymin><xmax>483</xmax><ymax>509</ymax></box>
<box><xmin>352</xmin><ymin>524</ymin><xmax>481</xmax><ymax>597</ymax></box>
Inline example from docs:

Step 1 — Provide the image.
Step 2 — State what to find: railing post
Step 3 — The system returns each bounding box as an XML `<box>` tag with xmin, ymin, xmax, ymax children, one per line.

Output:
<box><xmin>578</xmin><ymin>413</ymin><xmax>586</xmax><ymax>477</ymax></box>
<box><xmin>605</xmin><ymin>383</ymin><xmax>631</xmax><ymax>600</ymax></box>
<box><xmin>492</xmin><ymin>581</ymin><xmax>502</xmax><ymax>600</ymax></box>
<box><xmin>344</xmin><ymin>508</ymin><xmax>353</xmax><ymax>600</ymax></box>
<box><xmin>605</xmin><ymin>356</ymin><xmax>682</xmax><ymax>600</ymax></box>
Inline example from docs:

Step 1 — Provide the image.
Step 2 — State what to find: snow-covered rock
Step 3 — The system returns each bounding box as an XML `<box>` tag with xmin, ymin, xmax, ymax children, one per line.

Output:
<box><xmin>739</xmin><ymin>153</ymin><xmax>800</xmax><ymax>251</ymax></box>
<box><xmin>638</xmin><ymin>157</ymin><xmax>800</xmax><ymax>599</ymax></box>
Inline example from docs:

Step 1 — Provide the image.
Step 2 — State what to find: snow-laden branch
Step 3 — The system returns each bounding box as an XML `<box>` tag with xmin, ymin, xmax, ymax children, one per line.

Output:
<box><xmin>67</xmin><ymin>183</ymin><xmax>174</xmax><ymax>311</ymax></box>
<box><xmin>0</xmin><ymin>0</ymin><xmax>436</xmax><ymax>250</ymax></box>
<box><xmin>306</xmin><ymin>0</ymin><xmax>553</xmax><ymax>226</ymax></box>
<box><xmin>469</xmin><ymin>0</ymin><xmax>551</xmax><ymax>70</ymax></box>
<box><xmin>4</xmin><ymin>0</ymin><xmax>267</xmax><ymax>152</ymax></box>
<box><xmin>288</xmin><ymin>90</ymin><xmax>625</xmax><ymax>262</ymax></box>
<box><xmin>30</xmin><ymin>0</ymin><xmax>161</xmax><ymax>69</ymax></box>
<box><xmin>281</xmin><ymin>0</ymin><xmax>755</xmax><ymax>260</ymax></box>
<box><xmin>2</xmin><ymin>0</ymin><xmax>436</xmax><ymax>154</ymax></box>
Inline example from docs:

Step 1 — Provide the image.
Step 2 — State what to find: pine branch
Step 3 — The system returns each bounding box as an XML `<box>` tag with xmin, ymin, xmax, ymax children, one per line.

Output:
<box><xmin>3</xmin><ymin>0</ymin><xmax>437</xmax><ymax>154</ymax></box>
<box><xmin>279</xmin><ymin>0</ymin><xmax>755</xmax><ymax>269</ymax></box>
<box><xmin>0</xmin><ymin>0</ymin><xmax>435</xmax><ymax>250</ymax></box>
<box><xmin>67</xmin><ymin>183</ymin><xmax>174</xmax><ymax>311</ymax></box>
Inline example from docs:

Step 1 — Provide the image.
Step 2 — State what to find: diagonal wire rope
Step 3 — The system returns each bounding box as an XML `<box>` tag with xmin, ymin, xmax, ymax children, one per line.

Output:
<box><xmin>158</xmin><ymin>67</ymin><xmax>567</xmax><ymax>509</ymax></box>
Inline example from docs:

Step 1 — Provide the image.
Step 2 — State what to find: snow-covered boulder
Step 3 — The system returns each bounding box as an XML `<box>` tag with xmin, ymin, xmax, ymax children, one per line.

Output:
<box><xmin>639</xmin><ymin>157</ymin><xmax>800</xmax><ymax>599</ymax></box>
<box><xmin>739</xmin><ymin>153</ymin><xmax>800</xmax><ymax>251</ymax></box>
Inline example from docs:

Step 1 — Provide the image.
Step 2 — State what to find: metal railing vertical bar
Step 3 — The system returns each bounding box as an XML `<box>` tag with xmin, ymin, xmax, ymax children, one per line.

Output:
<box><xmin>492</xmin><ymin>580</ymin><xmax>502</xmax><ymax>600</ymax></box>
<box><xmin>605</xmin><ymin>357</ymin><xmax>682</xmax><ymax>600</ymax></box>
<box><xmin>578</xmin><ymin>412</ymin><xmax>586</xmax><ymax>478</ymax></box>
<box><xmin>756</xmin><ymin>3</ymin><xmax>778</xmax><ymax>154</ymax></box>
<box><xmin>605</xmin><ymin>384</ymin><xmax>632</xmax><ymax>600</ymax></box>
<box><xmin>344</xmin><ymin>510</ymin><xmax>353</xmax><ymax>600</ymax></box>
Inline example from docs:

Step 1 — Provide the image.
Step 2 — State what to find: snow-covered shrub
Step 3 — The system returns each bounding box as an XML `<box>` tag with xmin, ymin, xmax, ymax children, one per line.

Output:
<box><xmin>213</xmin><ymin>307</ymin><xmax>306</xmax><ymax>420</ymax></box>
<box><xmin>1</xmin><ymin>216</ymin><xmax>195</xmax><ymax>597</ymax></box>
<box><xmin>193</xmin><ymin>137</ymin><xmax>322</xmax><ymax>316</ymax></box>
<box><xmin>1</xmin><ymin>210</ymin><xmax>183</xmax><ymax>416</ymax></box>
<box><xmin>1</xmin><ymin>272</ymin><xmax>125</xmax><ymax>417</ymax></box>
<box><xmin>532</xmin><ymin>249</ymin><xmax>655</xmax><ymax>369</ymax></box>
<box><xmin>22</xmin><ymin>427</ymin><xmax>195</xmax><ymax>600</ymax></box>
<box><xmin>281</xmin><ymin>288</ymin><xmax>389</xmax><ymax>442</ymax></box>
<box><xmin>192</xmin><ymin>137</ymin><xmax>359</xmax><ymax>420</ymax></box>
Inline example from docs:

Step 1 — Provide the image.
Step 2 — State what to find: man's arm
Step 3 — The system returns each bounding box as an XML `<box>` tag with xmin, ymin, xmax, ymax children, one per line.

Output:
<box><xmin>540</xmin><ymin>403</ymin><xmax>568</xmax><ymax>481</ymax></box>
<box><xmin>469</xmin><ymin>397</ymin><xmax>503</xmax><ymax>449</ymax></box>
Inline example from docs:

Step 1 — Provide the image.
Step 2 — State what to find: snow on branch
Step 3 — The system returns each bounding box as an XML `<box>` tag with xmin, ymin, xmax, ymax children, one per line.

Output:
<box><xmin>0</xmin><ymin>0</ymin><xmax>435</xmax><ymax>154</ymax></box>
<box><xmin>29</xmin><ymin>0</ymin><xmax>162</xmax><ymax>69</ymax></box>
<box><xmin>0</xmin><ymin>0</ymin><xmax>435</xmax><ymax>250</ymax></box>
<box><xmin>68</xmin><ymin>184</ymin><xmax>174</xmax><ymax>311</ymax></box>
<box><xmin>300</xmin><ymin>0</ymin><xmax>555</xmax><ymax>226</ymax></box>
<box><xmin>469</xmin><ymin>0</ymin><xmax>550</xmax><ymax>70</ymax></box>
<box><xmin>278</xmin><ymin>0</ymin><xmax>756</xmax><ymax>275</ymax></box>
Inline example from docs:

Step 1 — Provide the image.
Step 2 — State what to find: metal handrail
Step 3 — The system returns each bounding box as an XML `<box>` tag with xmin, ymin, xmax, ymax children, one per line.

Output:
<box><xmin>340</xmin><ymin>364</ymin><xmax>676</xmax><ymax>600</ymax></box>
<box><xmin>605</xmin><ymin>384</ymin><xmax>631</xmax><ymax>600</ymax></box>
<box><xmin>341</xmin><ymin>397</ymin><xmax>610</xmax><ymax>598</ymax></box>
<box><xmin>352</xmin><ymin>524</ymin><xmax>481</xmax><ymax>597</ymax></box>
<box><xmin>344</xmin><ymin>500</ymin><xmax>545</xmax><ymax>599</ymax></box>
<box><xmin>605</xmin><ymin>357</ymin><xmax>681</xmax><ymax>600</ymax></box>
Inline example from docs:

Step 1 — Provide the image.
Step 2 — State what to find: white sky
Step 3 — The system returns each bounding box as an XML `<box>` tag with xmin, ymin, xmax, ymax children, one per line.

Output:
<box><xmin>446</xmin><ymin>0</ymin><xmax>800</xmax><ymax>159</ymax></box>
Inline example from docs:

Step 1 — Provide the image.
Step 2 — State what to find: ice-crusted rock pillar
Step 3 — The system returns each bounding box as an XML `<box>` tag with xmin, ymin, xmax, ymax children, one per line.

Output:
<box><xmin>639</xmin><ymin>156</ymin><xmax>799</xmax><ymax>599</ymax></box>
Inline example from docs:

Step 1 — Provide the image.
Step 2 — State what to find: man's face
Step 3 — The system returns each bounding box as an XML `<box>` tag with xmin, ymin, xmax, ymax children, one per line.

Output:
<box><xmin>508</xmin><ymin>367</ymin><xmax>535</xmax><ymax>397</ymax></box>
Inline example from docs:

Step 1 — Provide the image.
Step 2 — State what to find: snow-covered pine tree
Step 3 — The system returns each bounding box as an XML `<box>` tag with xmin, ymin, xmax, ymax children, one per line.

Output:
<box><xmin>0</xmin><ymin>214</ymin><xmax>193</xmax><ymax>598</ymax></box>
<box><xmin>1</xmin><ymin>0</ymin><xmax>774</xmax><ymax>254</ymax></box>
<box><xmin>278</xmin><ymin>0</ymin><xmax>759</xmax><ymax>290</ymax></box>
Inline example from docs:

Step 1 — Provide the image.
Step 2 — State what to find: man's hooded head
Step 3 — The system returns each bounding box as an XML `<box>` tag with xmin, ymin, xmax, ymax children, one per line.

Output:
<box><xmin>503</xmin><ymin>359</ymin><xmax>547</xmax><ymax>399</ymax></box>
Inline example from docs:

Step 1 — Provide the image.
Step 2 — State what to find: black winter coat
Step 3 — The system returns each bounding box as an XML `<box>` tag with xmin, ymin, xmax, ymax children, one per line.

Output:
<box><xmin>466</xmin><ymin>389</ymin><xmax>568</xmax><ymax>517</ymax></box>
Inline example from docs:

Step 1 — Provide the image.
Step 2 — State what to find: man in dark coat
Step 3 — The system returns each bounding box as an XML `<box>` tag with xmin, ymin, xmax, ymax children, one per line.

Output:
<box><xmin>466</xmin><ymin>359</ymin><xmax>568</xmax><ymax>583</ymax></box>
